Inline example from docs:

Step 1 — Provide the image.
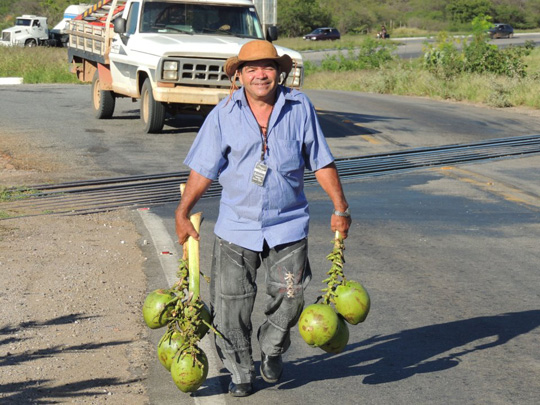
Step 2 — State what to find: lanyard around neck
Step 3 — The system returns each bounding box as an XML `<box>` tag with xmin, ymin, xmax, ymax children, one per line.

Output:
<box><xmin>258</xmin><ymin>107</ymin><xmax>273</xmax><ymax>162</ymax></box>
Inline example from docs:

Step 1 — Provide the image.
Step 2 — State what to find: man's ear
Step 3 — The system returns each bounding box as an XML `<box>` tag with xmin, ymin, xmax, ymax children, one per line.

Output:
<box><xmin>237</xmin><ymin>69</ymin><xmax>244</xmax><ymax>86</ymax></box>
<box><xmin>278</xmin><ymin>69</ymin><xmax>288</xmax><ymax>85</ymax></box>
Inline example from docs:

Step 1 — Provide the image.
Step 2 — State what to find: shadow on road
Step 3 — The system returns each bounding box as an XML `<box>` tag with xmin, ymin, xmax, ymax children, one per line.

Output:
<box><xmin>278</xmin><ymin>309</ymin><xmax>539</xmax><ymax>387</ymax></box>
<box><xmin>315</xmin><ymin>109</ymin><xmax>404</xmax><ymax>139</ymax></box>
<box><xmin>105</xmin><ymin>108</ymin><xmax>205</xmax><ymax>134</ymax></box>
<box><xmin>0</xmin><ymin>313</ymin><xmax>139</xmax><ymax>403</ymax></box>
<box><xmin>0</xmin><ymin>377</ymin><xmax>140</xmax><ymax>403</ymax></box>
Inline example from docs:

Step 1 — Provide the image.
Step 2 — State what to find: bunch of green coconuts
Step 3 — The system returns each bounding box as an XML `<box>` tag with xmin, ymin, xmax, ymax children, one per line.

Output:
<box><xmin>298</xmin><ymin>232</ymin><xmax>371</xmax><ymax>353</ymax></box>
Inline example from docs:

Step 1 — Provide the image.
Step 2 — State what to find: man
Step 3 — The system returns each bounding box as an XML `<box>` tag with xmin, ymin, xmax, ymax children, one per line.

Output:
<box><xmin>175</xmin><ymin>40</ymin><xmax>351</xmax><ymax>397</ymax></box>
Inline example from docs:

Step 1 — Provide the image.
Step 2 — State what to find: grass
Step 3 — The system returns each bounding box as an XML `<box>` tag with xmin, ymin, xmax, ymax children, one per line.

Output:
<box><xmin>301</xmin><ymin>43</ymin><xmax>540</xmax><ymax>109</ymax></box>
<box><xmin>0</xmin><ymin>46</ymin><xmax>79</xmax><ymax>84</ymax></box>
<box><xmin>276</xmin><ymin>34</ymin><xmax>372</xmax><ymax>52</ymax></box>
<box><xmin>0</xmin><ymin>186</ymin><xmax>37</xmax><ymax>202</ymax></box>
<box><xmin>303</xmin><ymin>59</ymin><xmax>540</xmax><ymax>109</ymax></box>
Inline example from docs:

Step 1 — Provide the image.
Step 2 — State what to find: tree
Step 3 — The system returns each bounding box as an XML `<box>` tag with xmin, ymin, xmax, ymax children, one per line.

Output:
<box><xmin>445</xmin><ymin>0</ymin><xmax>493</xmax><ymax>24</ymax></box>
<box><xmin>278</xmin><ymin>0</ymin><xmax>332</xmax><ymax>37</ymax></box>
<box><xmin>493</xmin><ymin>3</ymin><xmax>528</xmax><ymax>28</ymax></box>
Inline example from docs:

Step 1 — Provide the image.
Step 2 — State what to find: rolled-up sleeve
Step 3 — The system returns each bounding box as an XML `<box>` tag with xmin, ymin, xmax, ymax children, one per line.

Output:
<box><xmin>184</xmin><ymin>110</ymin><xmax>227</xmax><ymax>180</ymax></box>
<box><xmin>300</xmin><ymin>96</ymin><xmax>334</xmax><ymax>171</ymax></box>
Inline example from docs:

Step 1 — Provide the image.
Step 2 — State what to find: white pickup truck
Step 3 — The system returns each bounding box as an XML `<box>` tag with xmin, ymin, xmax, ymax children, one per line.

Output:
<box><xmin>67</xmin><ymin>0</ymin><xmax>303</xmax><ymax>133</ymax></box>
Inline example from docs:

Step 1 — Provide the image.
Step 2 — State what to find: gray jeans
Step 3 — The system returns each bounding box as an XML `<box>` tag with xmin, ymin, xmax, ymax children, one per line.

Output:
<box><xmin>210</xmin><ymin>236</ymin><xmax>311</xmax><ymax>384</ymax></box>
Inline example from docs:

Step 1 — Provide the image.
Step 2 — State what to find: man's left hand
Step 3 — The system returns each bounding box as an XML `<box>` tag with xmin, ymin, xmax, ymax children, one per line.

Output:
<box><xmin>331</xmin><ymin>214</ymin><xmax>351</xmax><ymax>239</ymax></box>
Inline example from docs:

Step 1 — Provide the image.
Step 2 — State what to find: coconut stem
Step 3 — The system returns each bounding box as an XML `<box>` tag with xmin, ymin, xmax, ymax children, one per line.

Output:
<box><xmin>180</xmin><ymin>182</ymin><xmax>203</xmax><ymax>303</ymax></box>
<box><xmin>335</xmin><ymin>230</ymin><xmax>345</xmax><ymax>249</ymax></box>
<box><xmin>321</xmin><ymin>230</ymin><xmax>346</xmax><ymax>304</ymax></box>
<box><xmin>187</xmin><ymin>212</ymin><xmax>202</xmax><ymax>303</ymax></box>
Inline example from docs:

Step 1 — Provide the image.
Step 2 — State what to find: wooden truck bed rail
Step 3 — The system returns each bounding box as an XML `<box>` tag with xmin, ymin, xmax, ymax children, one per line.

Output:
<box><xmin>67</xmin><ymin>20</ymin><xmax>107</xmax><ymax>57</ymax></box>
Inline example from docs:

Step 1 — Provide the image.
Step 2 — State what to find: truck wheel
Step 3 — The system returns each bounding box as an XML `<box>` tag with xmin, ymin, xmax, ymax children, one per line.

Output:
<box><xmin>140</xmin><ymin>78</ymin><xmax>165</xmax><ymax>133</ymax></box>
<box><xmin>25</xmin><ymin>39</ymin><xmax>37</xmax><ymax>47</ymax></box>
<box><xmin>92</xmin><ymin>71</ymin><xmax>115</xmax><ymax>119</ymax></box>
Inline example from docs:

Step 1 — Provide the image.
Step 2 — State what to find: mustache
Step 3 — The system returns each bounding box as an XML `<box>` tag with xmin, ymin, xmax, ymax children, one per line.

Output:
<box><xmin>252</xmin><ymin>78</ymin><xmax>271</xmax><ymax>84</ymax></box>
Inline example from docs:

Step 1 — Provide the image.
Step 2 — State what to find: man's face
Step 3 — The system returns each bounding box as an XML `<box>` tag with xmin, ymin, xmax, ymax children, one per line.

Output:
<box><xmin>238</xmin><ymin>60</ymin><xmax>279</xmax><ymax>103</ymax></box>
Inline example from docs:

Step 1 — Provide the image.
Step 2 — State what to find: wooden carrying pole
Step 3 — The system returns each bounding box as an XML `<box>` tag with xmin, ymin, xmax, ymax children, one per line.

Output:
<box><xmin>179</xmin><ymin>183</ymin><xmax>202</xmax><ymax>302</ymax></box>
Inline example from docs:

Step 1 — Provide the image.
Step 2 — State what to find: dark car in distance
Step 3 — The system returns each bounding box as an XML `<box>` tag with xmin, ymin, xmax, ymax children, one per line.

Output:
<box><xmin>303</xmin><ymin>27</ymin><xmax>340</xmax><ymax>41</ymax></box>
<box><xmin>488</xmin><ymin>24</ymin><xmax>514</xmax><ymax>39</ymax></box>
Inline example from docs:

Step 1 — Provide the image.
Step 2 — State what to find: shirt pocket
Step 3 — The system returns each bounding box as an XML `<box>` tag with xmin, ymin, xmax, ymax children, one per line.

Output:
<box><xmin>272</xmin><ymin>139</ymin><xmax>303</xmax><ymax>173</ymax></box>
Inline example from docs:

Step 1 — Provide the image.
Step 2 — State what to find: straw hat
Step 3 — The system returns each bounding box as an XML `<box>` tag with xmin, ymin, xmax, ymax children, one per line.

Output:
<box><xmin>224</xmin><ymin>40</ymin><xmax>293</xmax><ymax>79</ymax></box>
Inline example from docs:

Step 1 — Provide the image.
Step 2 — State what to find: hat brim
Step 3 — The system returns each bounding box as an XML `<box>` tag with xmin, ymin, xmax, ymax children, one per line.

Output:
<box><xmin>224</xmin><ymin>54</ymin><xmax>293</xmax><ymax>79</ymax></box>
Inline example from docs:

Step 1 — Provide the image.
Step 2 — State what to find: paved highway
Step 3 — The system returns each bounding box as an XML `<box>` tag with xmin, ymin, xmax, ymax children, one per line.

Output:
<box><xmin>1</xmin><ymin>85</ymin><xmax>539</xmax><ymax>404</ymax></box>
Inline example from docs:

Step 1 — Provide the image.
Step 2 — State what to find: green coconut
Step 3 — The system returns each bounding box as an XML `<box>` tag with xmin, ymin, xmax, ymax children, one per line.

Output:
<box><xmin>142</xmin><ymin>289</ymin><xmax>176</xmax><ymax>329</ymax></box>
<box><xmin>170</xmin><ymin>348</ymin><xmax>209</xmax><ymax>393</ymax></box>
<box><xmin>298</xmin><ymin>303</ymin><xmax>339</xmax><ymax>347</ymax></box>
<box><xmin>157</xmin><ymin>330</ymin><xmax>186</xmax><ymax>371</ymax></box>
<box><xmin>320</xmin><ymin>315</ymin><xmax>349</xmax><ymax>354</ymax></box>
<box><xmin>334</xmin><ymin>280</ymin><xmax>370</xmax><ymax>325</ymax></box>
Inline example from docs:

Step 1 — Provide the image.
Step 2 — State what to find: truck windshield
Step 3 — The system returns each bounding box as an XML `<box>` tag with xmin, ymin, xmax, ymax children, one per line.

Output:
<box><xmin>140</xmin><ymin>2</ymin><xmax>264</xmax><ymax>39</ymax></box>
<box><xmin>15</xmin><ymin>19</ymin><xmax>32</xmax><ymax>27</ymax></box>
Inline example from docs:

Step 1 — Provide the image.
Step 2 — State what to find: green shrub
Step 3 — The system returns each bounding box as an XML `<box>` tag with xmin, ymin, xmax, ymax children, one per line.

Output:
<box><xmin>486</xmin><ymin>82</ymin><xmax>513</xmax><ymax>107</ymax></box>
<box><xmin>422</xmin><ymin>24</ymin><xmax>532</xmax><ymax>79</ymax></box>
<box><xmin>318</xmin><ymin>37</ymin><xmax>397</xmax><ymax>72</ymax></box>
<box><xmin>422</xmin><ymin>32</ymin><xmax>466</xmax><ymax>78</ymax></box>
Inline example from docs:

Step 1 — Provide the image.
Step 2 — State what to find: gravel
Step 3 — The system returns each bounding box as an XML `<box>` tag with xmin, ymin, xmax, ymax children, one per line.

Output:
<box><xmin>1</xmin><ymin>149</ymin><xmax>152</xmax><ymax>403</ymax></box>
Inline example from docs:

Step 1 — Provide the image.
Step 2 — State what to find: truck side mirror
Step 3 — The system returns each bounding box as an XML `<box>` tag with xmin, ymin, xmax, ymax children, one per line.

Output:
<box><xmin>266</xmin><ymin>25</ymin><xmax>278</xmax><ymax>42</ymax></box>
<box><xmin>114</xmin><ymin>18</ymin><xmax>127</xmax><ymax>34</ymax></box>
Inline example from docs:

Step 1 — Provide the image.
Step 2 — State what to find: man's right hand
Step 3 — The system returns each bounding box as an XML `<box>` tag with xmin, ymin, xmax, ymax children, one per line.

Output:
<box><xmin>174</xmin><ymin>170</ymin><xmax>213</xmax><ymax>245</ymax></box>
<box><xmin>175</xmin><ymin>211</ymin><xmax>199</xmax><ymax>245</ymax></box>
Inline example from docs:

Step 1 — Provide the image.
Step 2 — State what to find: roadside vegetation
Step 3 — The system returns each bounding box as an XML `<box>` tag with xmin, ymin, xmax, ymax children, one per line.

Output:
<box><xmin>296</xmin><ymin>16</ymin><xmax>540</xmax><ymax>109</ymax></box>
<box><xmin>303</xmin><ymin>48</ymin><xmax>540</xmax><ymax>109</ymax></box>
<box><xmin>0</xmin><ymin>46</ymin><xmax>77</xmax><ymax>84</ymax></box>
<box><xmin>276</xmin><ymin>0</ymin><xmax>540</xmax><ymax>38</ymax></box>
<box><xmin>2</xmin><ymin>0</ymin><xmax>539</xmax><ymax>36</ymax></box>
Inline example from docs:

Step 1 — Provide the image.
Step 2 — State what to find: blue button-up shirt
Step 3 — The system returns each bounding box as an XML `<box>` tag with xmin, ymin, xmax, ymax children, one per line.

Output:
<box><xmin>184</xmin><ymin>85</ymin><xmax>334</xmax><ymax>251</ymax></box>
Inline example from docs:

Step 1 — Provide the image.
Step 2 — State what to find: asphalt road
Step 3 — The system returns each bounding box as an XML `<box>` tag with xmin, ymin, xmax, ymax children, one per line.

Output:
<box><xmin>139</xmin><ymin>155</ymin><xmax>540</xmax><ymax>405</ymax></box>
<box><xmin>1</xmin><ymin>85</ymin><xmax>539</xmax><ymax>404</ymax></box>
<box><xmin>2</xmin><ymin>85</ymin><xmax>540</xmax><ymax>177</ymax></box>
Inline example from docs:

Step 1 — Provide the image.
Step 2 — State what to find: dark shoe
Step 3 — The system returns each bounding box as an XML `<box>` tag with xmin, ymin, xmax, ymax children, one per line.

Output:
<box><xmin>260</xmin><ymin>352</ymin><xmax>283</xmax><ymax>383</ymax></box>
<box><xmin>228</xmin><ymin>382</ymin><xmax>254</xmax><ymax>397</ymax></box>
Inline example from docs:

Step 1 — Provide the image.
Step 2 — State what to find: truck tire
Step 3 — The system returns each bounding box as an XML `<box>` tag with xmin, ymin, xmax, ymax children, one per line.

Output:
<box><xmin>92</xmin><ymin>71</ymin><xmax>115</xmax><ymax>119</ymax></box>
<box><xmin>25</xmin><ymin>39</ymin><xmax>37</xmax><ymax>47</ymax></box>
<box><xmin>140</xmin><ymin>78</ymin><xmax>165</xmax><ymax>133</ymax></box>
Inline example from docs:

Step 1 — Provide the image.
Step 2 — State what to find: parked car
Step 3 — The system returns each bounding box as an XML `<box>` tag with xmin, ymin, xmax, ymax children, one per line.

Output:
<box><xmin>303</xmin><ymin>27</ymin><xmax>340</xmax><ymax>41</ymax></box>
<box><xmin>488</xmin><ymin>23</ymin><xmax>514</xmax><ymax>39</ymax></box>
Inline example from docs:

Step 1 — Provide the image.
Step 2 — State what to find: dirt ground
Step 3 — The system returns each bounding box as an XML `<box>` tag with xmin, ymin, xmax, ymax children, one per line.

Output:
<box><xmin>0</xmin><ymin>146</ymin><xmax>152</xmax><ymax>403</ymax></box>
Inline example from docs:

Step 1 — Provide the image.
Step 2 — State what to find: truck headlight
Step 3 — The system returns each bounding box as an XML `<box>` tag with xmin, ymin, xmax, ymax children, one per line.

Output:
<box><xmin>163</xmin><ymin>61</ymin><xmax>178</xmax><ymax>80</ymax></box>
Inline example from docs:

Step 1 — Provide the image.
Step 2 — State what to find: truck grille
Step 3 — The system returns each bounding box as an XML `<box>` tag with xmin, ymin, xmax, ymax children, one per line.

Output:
<box><xmin>2</xmin><ymin>32</ymin><xmax>11</xmax><ymax>42</ymax></box>
<box><xmin>160</xmin><ymin>58</ymin><xmax>230</xmax><ymax>87</ymax></box>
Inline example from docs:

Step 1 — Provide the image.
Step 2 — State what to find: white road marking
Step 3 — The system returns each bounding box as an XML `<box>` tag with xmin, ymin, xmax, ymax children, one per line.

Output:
<box><xmin>0</xmin><ymin>77</ymin><xmax>23</xmax><ymax>85</ymax></box>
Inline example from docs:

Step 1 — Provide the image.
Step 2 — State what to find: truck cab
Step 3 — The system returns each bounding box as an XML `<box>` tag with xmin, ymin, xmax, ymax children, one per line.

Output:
<box><xmin>0</xmin><ymin>15</ymin><xmax>49</xmax><ymax>47</ymax></box>
<box><xmin>68</xmin><ymin>0</ymin><xmax>303</xmax><ymax>133</ymax></box>
<box><xmin>109</xmin><ymin>1</ymin><xmax>297</xmax><ymax>102</ymax></box>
